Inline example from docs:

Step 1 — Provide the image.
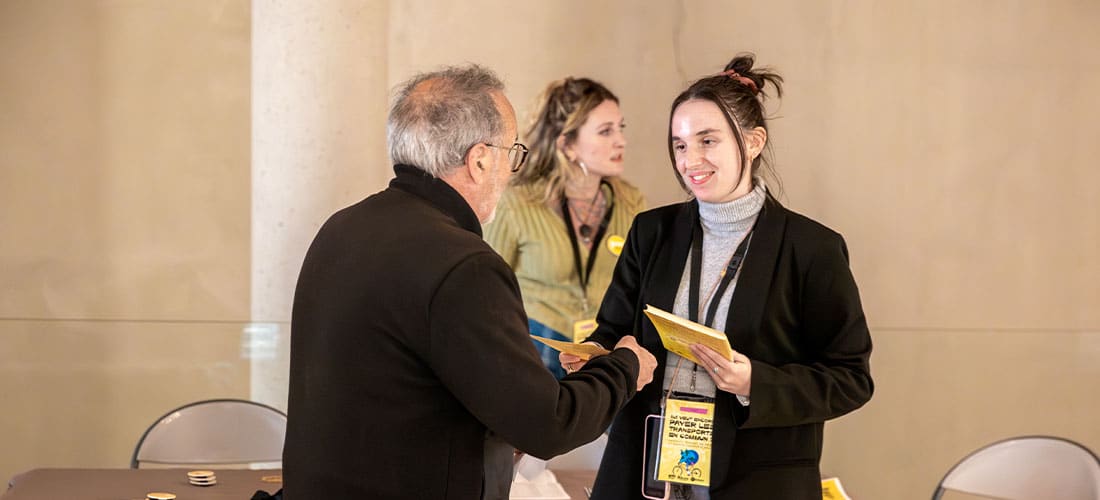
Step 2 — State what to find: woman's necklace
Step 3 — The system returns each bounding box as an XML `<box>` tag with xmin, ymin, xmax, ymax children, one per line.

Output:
<box><xmin>566</xmin><ymin>188</ymin><xmax>604</xmax><ymax>245</ymax></box>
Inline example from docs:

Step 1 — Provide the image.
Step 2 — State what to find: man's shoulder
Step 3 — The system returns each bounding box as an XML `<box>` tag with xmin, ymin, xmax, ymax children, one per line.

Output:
<box><xmin>320</xmin><ymin>187</ymin><xmax>490</xmax><ymax>258</ymax></box>
<box><xmin>324</xmin><ymin>186</ymin><xmax>417</xmax><ymax>225</ymax></box>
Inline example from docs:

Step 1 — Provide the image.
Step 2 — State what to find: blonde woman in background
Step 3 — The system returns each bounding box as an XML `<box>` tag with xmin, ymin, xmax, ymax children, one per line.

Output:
<box><xmin>485</xmin><ymin>77</ymin><xmax>646</xmax><ymax>379</ymax></box>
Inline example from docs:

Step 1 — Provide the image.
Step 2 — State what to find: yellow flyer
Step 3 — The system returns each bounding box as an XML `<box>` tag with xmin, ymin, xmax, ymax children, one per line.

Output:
<box><xmin>643</xmin><ymin>305</ymin><xmax>733</xmax><ymax>364</ymax></box>
<box><xmin>528</xmin><ymin>335</ymin><xmax>609</xmax><ymax>360</ymax></box>
<box><xmin>657</xmin><ymin>397</ymin><xmax>714</xmax><ymax>486</ymax></box>
<box><xmin>821</xmin><ymin>477</ymin><xmax>853</xmax><ymax>500</ymax></box>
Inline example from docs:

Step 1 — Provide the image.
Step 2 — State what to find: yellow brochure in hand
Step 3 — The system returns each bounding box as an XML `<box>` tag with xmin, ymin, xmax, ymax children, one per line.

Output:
<box><xmin>529</xmin><ymin>335</ymin><xmax>610</xmax><ymax>361</ymax></box>
<box><xmin>643</xmin><ymin>305</ymin><xmax>733</xmax><ymax>364</ymax></box>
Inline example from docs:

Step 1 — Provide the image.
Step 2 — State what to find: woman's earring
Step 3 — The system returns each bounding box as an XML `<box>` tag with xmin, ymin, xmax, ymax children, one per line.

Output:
<box><xmin>577</xmin><ymin>159</ymin><xmax>589</xmax><ymax>177</ymax></box>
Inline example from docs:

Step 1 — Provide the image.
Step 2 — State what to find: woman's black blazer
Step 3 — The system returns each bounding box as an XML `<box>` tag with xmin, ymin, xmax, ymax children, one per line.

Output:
<box><xmin>587</xmin><ymin>195</ymin><xmax>874</xmax><ymax>499</ymax></box>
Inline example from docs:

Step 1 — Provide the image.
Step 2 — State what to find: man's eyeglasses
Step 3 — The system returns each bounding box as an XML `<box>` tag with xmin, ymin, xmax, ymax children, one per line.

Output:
<box><xmin>485</xmin><ymin>142</ymin><xmax>529</xmax><ymax>172</ymax></box>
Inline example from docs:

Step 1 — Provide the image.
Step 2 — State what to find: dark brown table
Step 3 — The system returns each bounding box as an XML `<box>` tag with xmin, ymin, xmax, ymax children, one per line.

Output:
<box><xmin>2</xmin><ymin>468</ymin><xmax>280</xmax><ymax>500</ymax></box>
<box><xmin>3</xmin><ymin>468</ymin><xmax>596</xmax><ymax>499</ymax></box>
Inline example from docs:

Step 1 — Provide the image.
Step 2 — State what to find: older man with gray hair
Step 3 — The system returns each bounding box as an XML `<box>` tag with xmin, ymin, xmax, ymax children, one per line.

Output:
<box><xmin>283</xmin><ymin>64</ymin><xmax>657</xmax><ymax>499</ymax></box>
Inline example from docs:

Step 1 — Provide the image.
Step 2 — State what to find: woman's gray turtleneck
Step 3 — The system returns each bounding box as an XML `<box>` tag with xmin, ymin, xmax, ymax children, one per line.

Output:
<box><xmin>662</xmin><ymin>182</ymin><xmax>766</xmax><ymax>399</ymax></box>
<box><xmin>661</xmin><ymin>182</ymin><xmax>766</xmax><ymax>500</ymax></box>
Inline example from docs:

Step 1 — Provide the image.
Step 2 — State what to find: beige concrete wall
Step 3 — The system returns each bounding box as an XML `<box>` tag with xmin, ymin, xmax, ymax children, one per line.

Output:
<box><xmin>1</xmin><ymin>0</ymin><xmax>1097</xmax><ymax>498</ymax></box>
<box><xmin>0</xmin><ymin>0</ymin><xmax>251</xmax><ymax>484</ymax></box>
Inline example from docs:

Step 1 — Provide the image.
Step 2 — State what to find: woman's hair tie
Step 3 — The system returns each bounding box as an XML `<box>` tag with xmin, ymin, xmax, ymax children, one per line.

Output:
<box><xmin>720</xmin><ymin>69</ymin><xmax>759</xmax><ymax>94</ymax></box>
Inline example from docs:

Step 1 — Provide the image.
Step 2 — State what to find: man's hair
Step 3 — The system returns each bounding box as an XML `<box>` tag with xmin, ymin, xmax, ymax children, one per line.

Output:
<box><xmin>387</xmin><ymin>65</ymin><xmax>506</xmax><ymax>177</ymax></box>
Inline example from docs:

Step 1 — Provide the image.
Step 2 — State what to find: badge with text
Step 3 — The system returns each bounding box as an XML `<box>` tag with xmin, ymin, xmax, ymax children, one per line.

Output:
<box><xmin>606</xmin><ymin>235</ymin><xmax>625</xmax><ymax>256</ymax></box>
<box><xmin>658</xmin><ymin>396</ymin><xmax>714</xmax><ymax>486</ymax></box>
<box><xmin>572</xmin><ymin>319</ymin><xmax>598</xmax><ymax>341</ymax></box>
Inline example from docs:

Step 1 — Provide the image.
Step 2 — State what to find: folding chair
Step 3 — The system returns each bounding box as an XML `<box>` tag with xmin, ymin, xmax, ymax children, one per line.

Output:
<box><xmin>130</xmin><ymin>398</ymin><xmax>287</xmax><ymax>468</ymax></box>
<box><xmin>932</xmin><ymin>435</ymin><xmax>1100</xmax><ymax>500</ymax></box>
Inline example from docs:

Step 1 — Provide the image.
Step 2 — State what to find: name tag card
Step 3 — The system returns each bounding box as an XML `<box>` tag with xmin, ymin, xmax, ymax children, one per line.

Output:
<box><xmin>657</xmin><ymin>396</ymin><xmax>715</xmax><ymax>487</ymax></box>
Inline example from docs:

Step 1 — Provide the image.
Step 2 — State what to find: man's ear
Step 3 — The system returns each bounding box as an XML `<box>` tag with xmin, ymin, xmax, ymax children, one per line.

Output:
<box><xmin>746</xmin><ymin>126</ymin><xmax>768</xmax><ymax>159</ymax></box>
<box><xmin>464</xmin><ymin>142</ymin><xmax>490</xmax><ymax>184</ymax></box>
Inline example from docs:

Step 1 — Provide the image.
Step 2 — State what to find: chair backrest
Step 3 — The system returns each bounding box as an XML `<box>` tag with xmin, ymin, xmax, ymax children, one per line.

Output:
<box><xmin>547</xmin><ymin>434</ymin><xmax>608</xmax><ymax>471</ymax></box>
<box><xmin>932</xmin><ymin>435</ymin><xmax>1100</xmax><ymax>500</ymax></box>
<box><xmin>131</xmin><ymin>398</ymin><xmax>287</xmax><ymax>468</ymax></box>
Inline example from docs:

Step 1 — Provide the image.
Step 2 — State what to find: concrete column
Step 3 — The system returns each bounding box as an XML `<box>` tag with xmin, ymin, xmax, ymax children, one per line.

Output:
<box><xmin>250</xmin><ymin>0</ymin><xmax>391</xmax><ymax>410</ymax></box>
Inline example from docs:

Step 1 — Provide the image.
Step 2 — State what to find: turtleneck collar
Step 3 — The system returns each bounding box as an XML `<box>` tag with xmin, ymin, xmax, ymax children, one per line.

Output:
<box><xmin>388</xmin><ymin>164</ymin><xmax>483</xmax><ymax>238</ymax></box>
<box><xmin>697</xmin><ymin>181</ymin><xmax>767</xmax><ymax>234</ymax></box>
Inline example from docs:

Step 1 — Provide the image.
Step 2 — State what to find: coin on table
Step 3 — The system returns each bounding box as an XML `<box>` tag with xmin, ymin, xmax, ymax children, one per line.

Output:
<box><xmin>147</xmin><ymin>493</ymin><xmax>176</xmax><ymax>500</ymax></box>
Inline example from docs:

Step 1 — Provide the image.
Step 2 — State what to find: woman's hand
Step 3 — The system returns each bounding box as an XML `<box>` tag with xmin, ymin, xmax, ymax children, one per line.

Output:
<box><xmin>689</xmin><ymin>344</ymin><xmax>752</xmax><ymax>396</ymax></box>
<box><xmin>560</xmin><ymin>342</ymin><xmax>602</xmax><ymax>373</ymax></box>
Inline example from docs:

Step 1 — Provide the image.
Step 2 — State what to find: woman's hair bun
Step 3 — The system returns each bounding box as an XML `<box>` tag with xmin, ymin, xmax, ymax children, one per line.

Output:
<box><xmin>723</xmin><ymin>54</ymin><xmax>756</xmax><ymax>75</ymax></box>
<box><xmin>722</xmin><ymin>53</ymin><xmax>783</xmax><ymax>98</ymax></box>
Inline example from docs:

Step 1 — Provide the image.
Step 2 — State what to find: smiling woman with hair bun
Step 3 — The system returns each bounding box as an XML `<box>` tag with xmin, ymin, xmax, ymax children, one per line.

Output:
<box><xmin>563</xmin><ymin>54</ymin><xmax>875</xmax><ymax>499</ymax></box>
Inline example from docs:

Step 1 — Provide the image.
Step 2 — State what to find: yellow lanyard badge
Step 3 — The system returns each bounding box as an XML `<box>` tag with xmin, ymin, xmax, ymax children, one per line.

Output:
<box><xmin>657</xmin><ymin>395</ymin><xmax>715</xmax><ymax>486</ymax></box>
<box><xmin>572</xmin><ymin>318</ymin><xmax>598</xmax><ymax>341</ymax></box>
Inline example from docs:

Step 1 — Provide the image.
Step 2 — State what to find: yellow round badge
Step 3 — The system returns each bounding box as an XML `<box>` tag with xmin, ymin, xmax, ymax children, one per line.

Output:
<box><xmin>606</xmin><ymin>235</ymin><xmax>625</xmax><ymax>256</ymax></box>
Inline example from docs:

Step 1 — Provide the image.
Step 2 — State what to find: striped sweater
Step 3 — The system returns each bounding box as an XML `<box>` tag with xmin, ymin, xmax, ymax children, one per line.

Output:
<box><xmin>485</xmin><ymin>177</ymin><xmax>646</xmax><ymax>339</ymax></box>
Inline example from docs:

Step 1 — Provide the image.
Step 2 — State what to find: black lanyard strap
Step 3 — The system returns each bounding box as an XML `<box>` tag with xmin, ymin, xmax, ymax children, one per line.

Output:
<box><xmin>687</xmin><ymin>217</ymin><xmax>755</xmax><ymax>327</ymax></box>
<box><xmin>561</xmin><ymin>181</ymin><xmax>615</xmax><ymax>292</ymax></box>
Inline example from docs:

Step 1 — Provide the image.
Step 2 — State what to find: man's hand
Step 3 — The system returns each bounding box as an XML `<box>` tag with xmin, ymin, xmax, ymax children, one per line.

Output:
<box><xmin>613</xmin><ymin>336</ymin><xmax>657</xmax><ymax>391</ymax></box>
